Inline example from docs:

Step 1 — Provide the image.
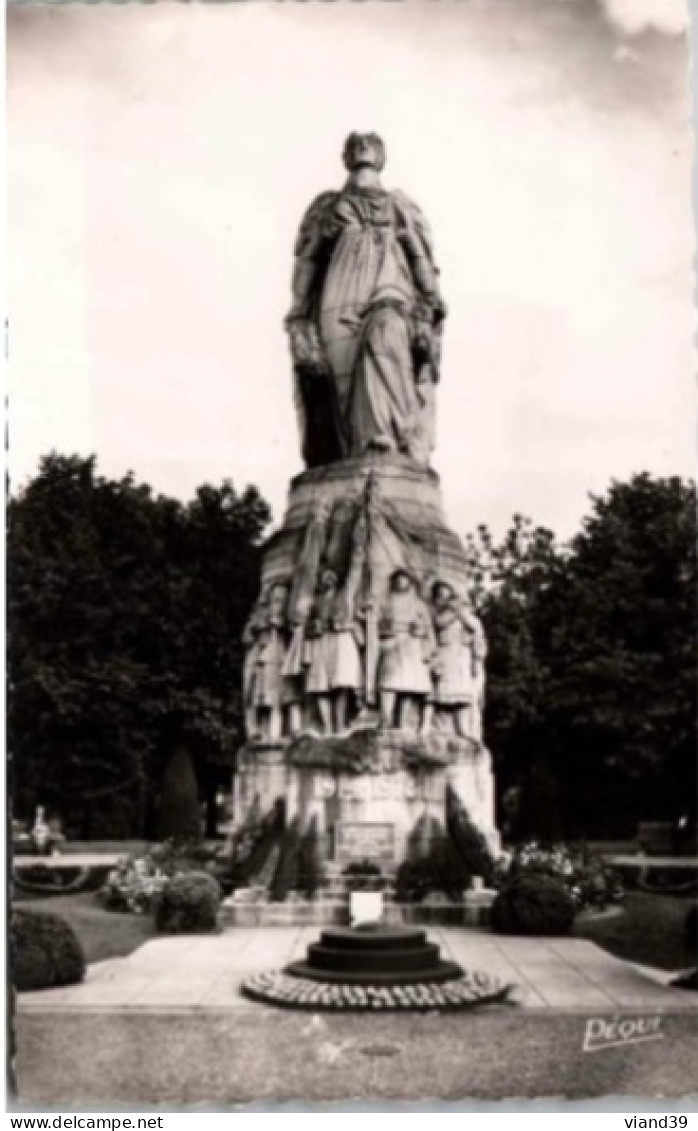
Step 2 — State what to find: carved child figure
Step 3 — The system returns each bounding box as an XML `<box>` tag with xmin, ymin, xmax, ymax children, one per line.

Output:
<box><xmin>242</xmin><ymin>589</ymin><xmax>270</xmax><ymax>740</ymax></box>
<box><xmin>427</xmin><ymin>580</ymin><xmax>487</xmax><ymax>739</ymax></box>
<box><xmin>377</xmin><ymin>569</ymin><xmax>434</xmax><ymax>731</ymax></box>
<box><xmin>251</xmin><ymin>581</ymin><xmax>302</xmax><ymax>741</ymax></box>
<box><xmin>304</xmin><ymin>569</ymin><xmax>364</xmax><ymax>734</ymax></box>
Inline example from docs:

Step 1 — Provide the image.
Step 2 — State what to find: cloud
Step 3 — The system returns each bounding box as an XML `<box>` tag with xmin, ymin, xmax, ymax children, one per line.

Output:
<box><xmin>600</xmin><ymin>0</ymin><xmax>689</xmax><ymax>37</ymax></box>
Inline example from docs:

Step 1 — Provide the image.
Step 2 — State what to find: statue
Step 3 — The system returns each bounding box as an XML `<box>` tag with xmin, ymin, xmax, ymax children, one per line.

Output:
<box><xmin>377</xmin><ymin>568</ymin><xmax>435</xmax><ymax>731</ymax></box>
<box><xmin>304</xmin><ymin>569</ymin><xmax>364</xmax><ymax>734</ymax></box>
<box><xmin>250</xmin><ymin>581</ymin><xmax>302</xmax><ymax>741</ymax></box>
<box><xmin>426</xmin><ymin>580</ymin><xmax>487</xmax><ymax>739</ymax></box>
<box><xmin>242</xmin><ymin>589</ymin><xmax>269</xmax><ymax>739</ymax></box>
<box><xmin>286</xmin><ymin>132</ymin><xmax>446</xmax><ymax>469</ymax></box>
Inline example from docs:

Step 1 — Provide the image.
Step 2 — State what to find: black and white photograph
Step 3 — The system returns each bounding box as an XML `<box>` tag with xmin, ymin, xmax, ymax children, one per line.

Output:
<box><xmin>6</xmin><ymin>0</ymin><xmax>697</xmax><ymax>1110</ymax></box>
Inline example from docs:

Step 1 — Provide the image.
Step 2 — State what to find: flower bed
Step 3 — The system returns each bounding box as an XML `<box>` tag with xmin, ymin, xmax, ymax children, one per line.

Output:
<box><xmin>242</xmin><ymin>969</ymin><xmax>511</xmax><ymax>1012</ymax></box>
<box><xmin>496</xmin><ymin>840</ymin><xmax>625</xmax><ymax>912</ymax></box>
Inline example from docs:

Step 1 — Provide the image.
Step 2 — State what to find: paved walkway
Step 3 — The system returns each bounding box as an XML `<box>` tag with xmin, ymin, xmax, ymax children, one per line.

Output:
<box><xmin>17</xmin><ymin>928</ymin><xmax>698</xmax><ymax>1014</ymax></box>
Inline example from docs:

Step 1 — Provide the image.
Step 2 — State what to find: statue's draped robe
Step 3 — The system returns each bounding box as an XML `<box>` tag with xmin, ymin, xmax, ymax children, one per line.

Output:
<box><xmin>292</xmin><ymin>186</ymin><xmax>440</xmax><ymax>466</ymax></box>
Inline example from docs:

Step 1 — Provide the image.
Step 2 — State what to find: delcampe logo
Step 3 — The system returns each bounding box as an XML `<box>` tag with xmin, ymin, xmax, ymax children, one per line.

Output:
<box><xmin>583</xmin><ymin>1013</ymin><xmax>664</xmax><ymax>1053</ymax></box>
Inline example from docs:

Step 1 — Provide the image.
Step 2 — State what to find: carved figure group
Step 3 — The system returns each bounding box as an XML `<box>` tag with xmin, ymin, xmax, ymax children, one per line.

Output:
<box><xmin>243</xmin><ymin>569</ymin><xmax>486</xmax><ymax>744</ymax></box>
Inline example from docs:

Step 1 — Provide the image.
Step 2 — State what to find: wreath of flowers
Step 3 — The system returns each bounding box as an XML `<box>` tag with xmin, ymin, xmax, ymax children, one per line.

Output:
<box><xmin>242</xmin><ymin>969</ymin><xmax>512</xmax><ymax>1012</ymax></box>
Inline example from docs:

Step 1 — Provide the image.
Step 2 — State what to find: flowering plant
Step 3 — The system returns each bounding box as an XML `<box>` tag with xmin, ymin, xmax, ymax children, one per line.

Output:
<box><xmin>497</xmin><ymin>840</ymin><xmax>624</xmax><ymax>912</ymax></box>
<box><xmin>99</xmin><ymin>855</ymin><xmax>168</xmax><ymax>914</ymax></box>
<box><xmin>342</xmin><ymin>860</ymin><xmax>387</xmax><ymax>892</ymax></box>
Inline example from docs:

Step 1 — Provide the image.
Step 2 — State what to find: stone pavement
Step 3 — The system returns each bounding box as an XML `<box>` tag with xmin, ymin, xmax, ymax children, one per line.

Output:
<box><xmin>17</xmin><ymin>927</ymin><xmax>698</xmax><ymax>1015</ymax></box>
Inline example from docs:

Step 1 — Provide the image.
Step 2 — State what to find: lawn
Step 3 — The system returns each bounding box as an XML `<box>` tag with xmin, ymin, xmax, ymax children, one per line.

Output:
<box><xmin>576</xmin><ymin>891</ymin><xmax>695</xmax><ymax>971</ymax></box>
<box><xmin>12</xmin><ymin>892</ymin><xmax>156</xmax><ymax>964</ymax></box>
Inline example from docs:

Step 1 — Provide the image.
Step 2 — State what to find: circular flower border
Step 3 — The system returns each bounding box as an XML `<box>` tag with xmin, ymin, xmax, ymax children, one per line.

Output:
<box><xmin>242</xmin><ymin>969</ymin><xmax>513</xmax><ymax>1012</ymax></box>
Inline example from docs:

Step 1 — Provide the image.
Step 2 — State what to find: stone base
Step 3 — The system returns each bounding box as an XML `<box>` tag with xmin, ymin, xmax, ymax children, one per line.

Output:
<box><xmin>233</xmin><ymin>725</ymin><xmax>499</xmax><ymax>869</ymax></box>
<box><xmin>261</xmin><ymin>452</ymin><xmax>471</xmax><ymax>597</ymax></box>
<box><xmin>221</xmin><ymin>890</ymin><xmax>495</xmax><ymax>930</ymax></box>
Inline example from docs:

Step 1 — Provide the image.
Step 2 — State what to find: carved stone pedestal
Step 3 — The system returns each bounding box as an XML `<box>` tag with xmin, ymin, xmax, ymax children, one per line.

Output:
<box><xmin>233</xmin><ymin>727</ymin><xmax>499</xmax><ymax>873</ymax></box>
<box><xmin>234</xmin><ymin>450</ymin><xmax>499</xmax><ymax>889</ymax></box>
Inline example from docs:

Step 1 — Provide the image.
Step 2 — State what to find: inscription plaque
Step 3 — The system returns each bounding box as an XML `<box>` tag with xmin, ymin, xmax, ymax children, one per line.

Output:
<box><xmin>335</xmin><ymin>822</ymin><xmax>395</xmax><ymax>865</ymax></box>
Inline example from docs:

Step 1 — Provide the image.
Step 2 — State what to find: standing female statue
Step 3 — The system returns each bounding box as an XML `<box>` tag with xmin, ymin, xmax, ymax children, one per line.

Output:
<box><xmin>286</xmin><ymin>133</ymin><xmax>446</xmax><ymax>468</ymax></box>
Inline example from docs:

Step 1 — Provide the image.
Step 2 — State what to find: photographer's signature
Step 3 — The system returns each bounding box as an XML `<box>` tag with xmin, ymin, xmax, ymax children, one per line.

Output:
<box><xmin>583</xmin><ymin>1013</ymin><xmax>664</xmax><ymax>1052</ymax></box>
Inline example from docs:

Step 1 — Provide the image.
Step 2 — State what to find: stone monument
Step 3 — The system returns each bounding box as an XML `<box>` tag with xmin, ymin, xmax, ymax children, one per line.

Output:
<box><xmin>233</xmin><ymin>133</ymin><xmax>499</xmax><ymax>880</ymax></box>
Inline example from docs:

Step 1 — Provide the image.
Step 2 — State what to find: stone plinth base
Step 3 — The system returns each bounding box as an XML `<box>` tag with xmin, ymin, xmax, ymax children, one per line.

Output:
<box><xmin>261</xmin><ymin>452</ymin><xmax>470</xmax><ymax>597</ymax></box>
<box><xmin>221</xmin><ymin>890</ymin><xmax>495</xmax><ymax>930</ymax></box>
<box><xmin>233</xmin><ymin>725</ymin><xmax>498</xmax><ymax>869</ymax></box>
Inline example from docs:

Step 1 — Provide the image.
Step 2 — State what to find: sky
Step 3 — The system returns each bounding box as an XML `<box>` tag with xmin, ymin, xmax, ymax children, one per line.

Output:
<box><xmin>6</xmin><ymin>0</ymin><xmax>694</xmax><ymax>542</ymax></box>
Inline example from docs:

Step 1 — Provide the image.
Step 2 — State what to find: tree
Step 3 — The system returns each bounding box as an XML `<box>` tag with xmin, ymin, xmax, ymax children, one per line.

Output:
<box><xmin>464</xmin><ymin>515</ymin><xmax>566</xmax><ymax>833</ymax></box>
<box><xmin>153</xmin><ymin>746</ymin><xmax>202</xmax><ymax>843</ymax></box>
<box><xmin>466</xmin><ymin>476</ymin><xmax>696</xmax><ymax>840</ymax></box>
<box><xmin>541</xmin><ymin>474</ymin><xmax>696</xmax><ymax>836</ymax></box>
<box><xmin>8</xmin><ymin>453</ymin><xmax>271</xmax><ymax>838</ymax></box>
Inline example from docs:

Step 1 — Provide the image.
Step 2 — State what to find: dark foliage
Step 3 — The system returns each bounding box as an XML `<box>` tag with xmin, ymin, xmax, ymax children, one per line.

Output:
<box><xmin>154</xmin><ymin>871</ymin><xmax>221</xmax><ymax>934</ymax></box>
<box><xmin>445</xmin><ymin>784</ymin><xmax>496</xmax><ymax>883</ymax></box>
<box><xmin>296</xmin><ymin>816</ymin><xmax>322</xmax><ymax>899</ymax></box>
<box><xmin>220</xmin><ymin>798</ymin><xmax>286</xmax><ymax>892</ymax></box>
<box><xmin>270</xmin><ymin>817</ymin><xmax>302</xmax><ymax>902</ymax></box>
<box><xmin>397</xmin><ymin>812</ymin><xmax>473</xmax><ymax>902</ymax></box>
<box><xmin>11</xmin><ymin>909</ymin><xmax>86</xmax><ymax>991</ymax></box>
<box><xmin>467</xmin><ymin>476</ymin><xmax>696</xmax><ymax>839</ymax></box>
<box><xmin>153</xmin><ymin>747</ymin><xmax>201</xmax><ymax>844</ymax></box>
<box><xmin>342</xmin><ymin>859</ymin><xmax>386</xmax><ymax>892</ymax></box>
<box><xmin>8</xmin><ymin>454</ymin><xmax>271</xmax><ymax>839</ymax></box>
<box><xmin>491</xmin><ymin>874</ymin><xmax>575</xmax><ymax>936</ymax></box>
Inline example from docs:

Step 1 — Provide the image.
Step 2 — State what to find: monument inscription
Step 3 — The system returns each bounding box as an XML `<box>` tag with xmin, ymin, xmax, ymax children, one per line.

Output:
<box><xmin>335</xmin><ymin>822</ymin><xmax>395</xmax><ymax>865</ymax></box>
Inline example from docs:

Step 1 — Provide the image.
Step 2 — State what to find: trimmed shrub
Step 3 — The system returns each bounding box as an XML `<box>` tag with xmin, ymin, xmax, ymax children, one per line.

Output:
<box><xmin>297</xmin><ymin>815</ymin><xmax>321</xmax><ymax>899</ymax></box>
<box><xmin>155</xmin><ymin>871</ymin><xmax>221</xmax><ymax>934</ymax></box>
<box><xmin>11</xmin><ymin>909</ymin><xmax>86</xmax><ymax>991</ymax></box>
<box><xmin>270</xmin><ymin>817</ymin><xmax>302</xmax><ymax>902</ymax></box>
<box><xmin>342</xmin><ymin>860</ymin><xmax>385</xmax><ymax>892</ymax></box>
<box><xmin>395</xmin><ymin>857</ymin><xmax>435</xmax><ymax>903</ymax></box>
<box><xmin>491</xmin><ymin>873</ymin><xmax>575</xmax><ymax>936</ymax></box>
<box><xmin>226</xmin><ymin>798</ymin><xmax>286</xmax><ymax>891</ymax></box>
<box><xmin>429</xmin><ymin>834</ymin><xmax>473</xmax><ymax>899</ymax></box>
<box><xmin>446</xmin><ymin>784</ymin><xmax>496</xmax><ymax>884</ymax></box>
<box><xmin>154</xmin><ymin>747</ymin><xmax>201</xmax><ymax>844</ymax></box>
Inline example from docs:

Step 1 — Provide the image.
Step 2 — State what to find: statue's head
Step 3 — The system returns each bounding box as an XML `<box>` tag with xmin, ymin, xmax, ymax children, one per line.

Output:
<box><xmin>342</xmin><ymin>132</ymin><xmax>386</xmax><ymax>173</ymax></box>
<box><xmin>320</xmin><ymin>568</ymin><xmax>339</xmax><ymax>593</ymax></box>
<box><xmin>389</xmin><ymin>568</ymin><xmax>414</xmax><ymax>594</ymax></box>
<box><xmin>432</xmin><ymin>580</ymin><xmax>456</xmax><ymax>608</ymax></box>
<box><xmin>269</xmin><ymin>581</ymin><xmax>289</xmax><ymax>615</ymax></box>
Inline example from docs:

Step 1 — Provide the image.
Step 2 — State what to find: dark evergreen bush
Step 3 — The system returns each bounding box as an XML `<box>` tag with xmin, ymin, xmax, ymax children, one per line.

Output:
<box><xmin>154</xmin><ymin>747</ymin><xmax>201</xmax><ymax>844</ymax></box>
<box><xmin>491</xmin><ymin>873</ymin><xmax>575</xmax><ymax>936</ymax></box>
<box><xmin>399</xmin><ymin>811</ymin><xmax>473</xmax><ymax>902</ymax></box>
<box><xmin>155</xmin><ymin>870</ymin><xmax>221</xmax><ymax>934</ymax></box>
<box><xmin>11</xmin><ymin>909</ymin><xmax>86</xmax><ymax>991</ymax></box>
<box><xmin>342</xmin><ymin>860</ymin><xmax>385</xmax><ymax>891</ymax></box>
<box><xmin>297</xmin><ymin>815</ymin><xmax>321</xmax><ymax>899</ymax></box>
<box><xmin>446</xmin><ymin>784</ymin><xmax>496</xmax><ymax>884</ymax></box>
<box><xmin>270</xmin><ymin>816</ymin><xmax>302</xmax><ymax>902</ymax></box>
<box><xmin>429</xmin><ymin>835</ymin><xmax>473</xmax><ymax>899</ymax></box>
<box><xmin>228</xmin><ymin>798</ymin><xmax>286</xmax><ymax>889</ymax></box>
<box><xmin>395</xmin><ymin>858</ymin><xmax>435</xmax><ymax>903</ymax></box>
